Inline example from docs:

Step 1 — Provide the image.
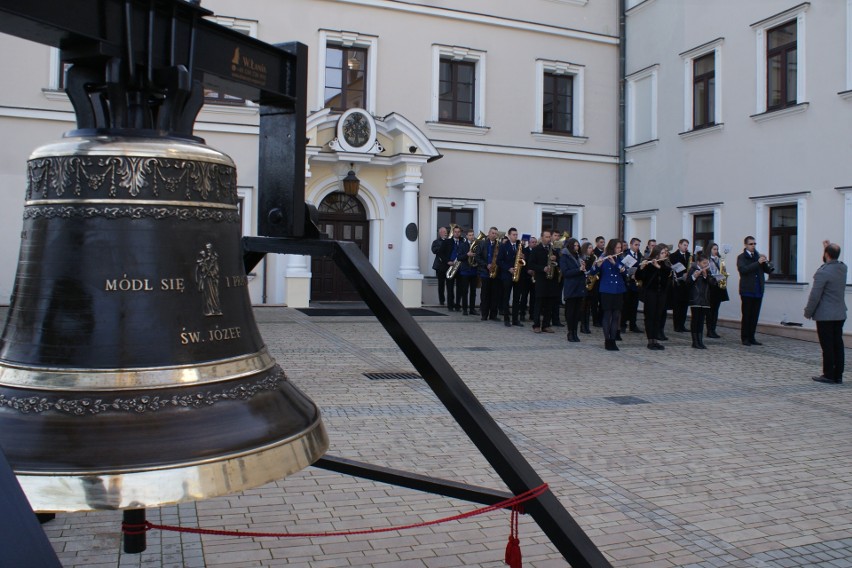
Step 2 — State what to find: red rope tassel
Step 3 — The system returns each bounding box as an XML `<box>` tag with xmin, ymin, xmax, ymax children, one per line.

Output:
<box><xmin>504</xmin><ymin>506</ymin><xmax>522</xmax><ymax>568</ymax></box>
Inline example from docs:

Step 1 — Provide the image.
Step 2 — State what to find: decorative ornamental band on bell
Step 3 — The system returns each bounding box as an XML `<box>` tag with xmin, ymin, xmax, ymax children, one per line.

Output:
<box><xmin>0</xmin><ymin>134</ymin><xmax>328</xmax><ymax>512</ymax></box>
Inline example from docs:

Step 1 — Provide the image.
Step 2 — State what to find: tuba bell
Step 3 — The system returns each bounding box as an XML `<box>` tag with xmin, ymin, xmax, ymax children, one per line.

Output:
<box><xmin>0</xmin><ymin>134</ymin><xmax>328</xmax><ymax>512</ymax></box>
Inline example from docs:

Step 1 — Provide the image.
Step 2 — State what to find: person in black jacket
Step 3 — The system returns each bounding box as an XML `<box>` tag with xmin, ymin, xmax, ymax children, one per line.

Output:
<box><xmin>498</xmin><ymin>227</ymin><xmax>524</xmax><ymax>327</ymax></box>
<box><xmin>637</xmin><ymin>243</ymin><xmax>672</xmax><ymax>350</ymax></box>
<box><xmin>457</xmin><ymin>229</ymin><xmax>478</xmax><ymax>316</ymax></box>
<box><xmin>621</xmin><ymin>238</ymin><xmax>644</xmax><ymax>333</ymax></box>
<box><xmin>431</xmin><ymin>226</ymin><xmax>448</xmax><ymax>305</ymax></box>
<box><xmin>559</xmin><ymin>238</ymin><xmax>586</xmax><ymax>342</ymax></box>
<box><xmin>669</xmin><ymin>238</ymin><xmax>692</xmax><ymax>332</ymax></box>
<box><xmin>529</xmin><ymin>230</ymin><xmax>560</xmax><ymax>333</ymax></box>
<box><xmin>737</xmin><ymin>235</ymin><xmax>774</xmax><ymax>346</ymax></box>
<box><xmin>476</xmin><ymin>227</ymin><xmax>501</xmax><ymax>321</ymax></box>
<box><xmin>440</xmin><ymin>225</ymin><xmax>464</xmax><ymax>311</ymax></box>
<box><xmin>687</xmin><ymin>251</ymin><xmax>716</xmax><ymax>349</ymax></box>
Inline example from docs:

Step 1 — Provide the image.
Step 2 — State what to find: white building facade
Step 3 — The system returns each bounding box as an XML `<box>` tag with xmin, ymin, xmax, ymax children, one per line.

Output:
<box><xmin>625</xmin><ymin>0</ymin><xmax>852</xmax><ymax>332</ymax></box>
<box><xmin>0</xmin><ymin>0</ymin><xmax>620</xmax><ymax>308</ymax></box>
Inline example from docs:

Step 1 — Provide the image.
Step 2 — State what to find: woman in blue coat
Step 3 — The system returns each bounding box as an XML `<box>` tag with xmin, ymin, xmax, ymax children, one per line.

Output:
<box><xmin>590</xmin><ymin>239</ymin><xmax>627</xmax><ymax>351</ymax></box>
<box><xmin>559</xmin><ymin>238</ymin><xmax>587</xmax><ymax>343</ymax></box>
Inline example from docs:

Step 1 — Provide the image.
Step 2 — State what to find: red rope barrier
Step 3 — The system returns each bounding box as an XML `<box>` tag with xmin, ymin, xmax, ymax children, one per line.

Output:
<box><xmin>123</xmin><ymin>483</ymin><xmax>548</xmax><ymax>540</ymax></box>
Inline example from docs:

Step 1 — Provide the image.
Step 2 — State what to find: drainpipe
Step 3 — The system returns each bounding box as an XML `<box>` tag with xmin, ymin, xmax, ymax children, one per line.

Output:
<box><xmin>617</xmin><ymin>0</ymin><xmax>627</xmax><ymax>240</ymax></box>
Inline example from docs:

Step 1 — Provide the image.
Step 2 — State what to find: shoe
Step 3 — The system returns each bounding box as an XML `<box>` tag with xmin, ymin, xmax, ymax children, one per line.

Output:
<box><xmin>741</xmin><ymin>340</ymin><xmax>751</xmax><ymax>346</ymax></box>
<box><xmin>605</xmin><ymin>339</ymin><xmax>619</xmax><ymax>351</ymax></box>
<box><xmin>542</xmin><ymin>328</ymin><xmax>555</xmax><ymax>333</ymax></box>
<box><xmin>706</xmin><ymin>330</ymin><xmax>721</xmax><ymax>339</ymax></box>
<box><xmin>532</xmin><ymin>327</ymin><xmax>541</xmax><ymax>334</ymax></box>
<box><xmin>812</xmin><ymin>375</ymin><xmax>841</xmax><ymax>384</ymax></box>
<box><xmin>469</xmin><ymin>309</ymin><xmax>479</xmax><ymax>316</ymax></box>
<box><xmin>630</xmin><ymin>325</ymin><xmax>643</xmax><ymax>333</ymax></box>
<box><xmin>615</xmin><ymin>333</ymin><xmax>622</xmax><ymax>341</ymax></box>
<box><xmin>553</xmin><ymin>323</ymin><xmax>565</xmax><ymax>327</ymax></box>
<box><xmin>750</xmin><ymin>339</ymin><xmax>763</xmax><ymax>346</ymax></box>
<box><xmin>647</xmin><ymin>342</ymin><xmax>659</xmax><ymax>350</ymax></box>
<box><xmin>696</xmin><ymin>333</ymin><xmax>707</xmax><ymax>349</ymax></box>
<box><xmin>504</xmin><ymin>320</ymin><xmax>511</xmax><ymax>327</ymax></box>
<box><xmin>568</xmin><ymin>332</ymin><xmax>580</xmax><ymax>343</ymax></box>
<box><xmin>655</xmin><ymin>343</ymin><xmax>665</xmax><ymax>350</ymax></box>
<box><xmin>580</xmin><ymin>325</ymin><xmax>591</xmax><ymax>334</ymax></box>
<box><xmin>489</xmin><ymin>316</ymin><xmax>499</xmax><ymax>321</ymax></box>
<box><xmin>657</xmin><ymin>333</ymin><xmax>668</xmax><ymax>341</ymax></box>
<box><xmin>512</xmin><ymin>321</ymin><xmax>524</xmax><ymax>327</ymax></box>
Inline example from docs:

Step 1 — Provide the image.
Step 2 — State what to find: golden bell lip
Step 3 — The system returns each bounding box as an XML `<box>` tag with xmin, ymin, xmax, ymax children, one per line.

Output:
<box><xmin>0</xmin><ymin>349</ymin><xmax>276</xmax><ymax>391</ymax></box>
<box><xmin>17</xmin><ymin>416</ymin><xmax>329</xmax><ymax>512</ymax></box>
<box><xmin>29</xmin><ymin>136</ymin><xmax>236</xmax><ymax>166</ymax></box>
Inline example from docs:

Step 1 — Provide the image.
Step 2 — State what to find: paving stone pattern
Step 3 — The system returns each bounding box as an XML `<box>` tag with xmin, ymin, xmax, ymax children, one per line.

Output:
<box><xmin>38</xmin><ymin>308</ymin><xmax>852</xmax><ymax>567</ymax></box>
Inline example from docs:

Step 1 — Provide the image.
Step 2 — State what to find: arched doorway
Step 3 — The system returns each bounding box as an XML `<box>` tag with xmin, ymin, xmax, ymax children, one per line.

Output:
<box><xmin>311</xmin><ymin>192</ymin><xmax>370</xmax><ymax>302</ymax></box>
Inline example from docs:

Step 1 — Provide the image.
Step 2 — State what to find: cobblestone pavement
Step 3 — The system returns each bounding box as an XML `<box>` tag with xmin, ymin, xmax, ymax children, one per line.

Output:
<box><xmin>37</xmin><ymin>307</ymin><xmax>852</xmax><ymax>567</ymax></box>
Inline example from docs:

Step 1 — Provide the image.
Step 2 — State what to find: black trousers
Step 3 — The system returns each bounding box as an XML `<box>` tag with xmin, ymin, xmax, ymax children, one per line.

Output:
<box><xmin>446</xmin><ymin>274</ymin><xmax>460</xmax><ymax>308</ymax></box>
<box><xmin>690</xmin><ymin>307</ymin><xmax>708</xmax><ymax>336</ymax></box>
<box><xmin>458</xmin><ymin>274</ymin><xmax>477</xmax><ymax>311</ymax></box>
<box><xmin>502</xmin><ymin>279</ymin><xmax>522</xmax><ymax>322</ymax></box>
<box><xmin>817</xmin><ymin>320</ymin><xmax>846</xmax><ymax>381</ymax></box>
<box><xmin>590</xmin><ymin>287</ymin><xmax>602</xmax><ymax>325</ymax></box>
<box><xmin>518</xmin><ymin>278</ymin><xmax>532</xmax><ymax>317</ymax></box>
<box><xmin>707</xmin><ymin>298</ymin><xmax>721</xmax><ymax>332</ymax></box>
<box><xmin>564</xmin><ymin>297</ymin><xmax>582</xmax><ymax>334</ymax></box>
<box><xmin>436</xmin><ymin>270</ymin><xmax>447</xmax><ymax>304</ymax></box>
<box><xmin>552</xmin><ymin>298</ymin><xmax>562</xmax><ymax>325</ymax></box>
<box><xmin>643</xmin><ymin>290</ymin><xmax>667</xmax><ymax>341</ymax></box>
<box><xmin>740</xmin><ymin>295</ymin><xmax>763</xmax><ymax>342</ymax></box>
<box><xmin>622</xmin><ymin>288</ymin><xmax>640</xmax><ymax>326</ymax></box>
<box><xmin>673</xmin><ymin>287</ymin><xmax>689</xmax><ymax>330</ymax></box>
<box><xmin>533</xmin><ymin>295</ymin><xmax>555</xmax><ymax>329</ymax></box>
<box><xmin>480</xmin><ymin>277</ymin><xmax>501</xmax><ymax>319</ymax></box>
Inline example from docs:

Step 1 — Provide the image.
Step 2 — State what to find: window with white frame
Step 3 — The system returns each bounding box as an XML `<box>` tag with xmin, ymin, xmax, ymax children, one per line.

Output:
<box><xmin>430</xmin><ymin>45</ymin><xmax>486</xmax><ymax>128</ymax></box>
<box><xmin>679</xmin><ymin>206</ymin><xmax>721</xmax><ymax>255</ymax></box>
<box><xmin>626</xmin><ymin>65</ymin><xmax>658</xmax><ymax>146</ymax></box>
<box><xmin>535</xmin><ymin>203</ymin><xmax>583</xmax><ymax>240</ymax></box>
<box><xmin>317</xmin><ymin>30</ymin><xmax>378</xmax><ymax>114</ymax></box>
<box><xmin>751</xmin><ymin>192</ymin><xmax>808</xmax><ymax>283</ymax></box>
<box><xmin>680</xmin><ymin>39</ymin><xmax>723</xmax><ymax>133</ymax></box>
<box><xmin>534</xmin><ymin>60</ymin><xmax>585</xmax><ymax>139</ymax></box>
<box><xmin>751</xmin><ymin>4</ymin><xmax>808</xmax><ymax>116</ymax></box>
<box><xmin>624</xmin><ymin>211</ymin><xmax>657</xmax><ymax>245</ymax></box>
<box><xmin>431</xmin><ymin>198</ymin><xmax>484</xmax><ymax>242</ymax></box>
<box><xmin>203</xmin><ymin>16</ymin><xmax>258</xmax><ymax>105</ymax></box>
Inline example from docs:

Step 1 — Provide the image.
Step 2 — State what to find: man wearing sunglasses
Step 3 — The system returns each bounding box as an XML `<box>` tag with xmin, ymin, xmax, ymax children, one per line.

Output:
<box><xmin>737</xmin><ymin>236</ymin><xmax>774</xmax><ymax>346</ymax></box>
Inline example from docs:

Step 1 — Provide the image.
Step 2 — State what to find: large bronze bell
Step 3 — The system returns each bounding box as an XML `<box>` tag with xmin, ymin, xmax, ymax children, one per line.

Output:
<box><xmin>0</xmin><ymin>134</ymin><xmax>328</xmax><ymax>512</ymax></box>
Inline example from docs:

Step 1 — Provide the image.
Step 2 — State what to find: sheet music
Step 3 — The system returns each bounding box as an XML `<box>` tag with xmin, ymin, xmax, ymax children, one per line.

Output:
<box><xmin>621</xmin><ymin>254</ymin><xmax>637</xmax><ymax>268</ymax></box>
<box><xmin>671</xmin><ymin>262</ymin><xmax>686</xmax><ymax>273</ymax></box>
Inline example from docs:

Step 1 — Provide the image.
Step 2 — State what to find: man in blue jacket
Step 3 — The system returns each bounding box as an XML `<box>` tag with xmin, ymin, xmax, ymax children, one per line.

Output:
<box><xmin>804</xmin><ymin>242</ymin><xmax>847</xmax><ymax>384</ymax></box>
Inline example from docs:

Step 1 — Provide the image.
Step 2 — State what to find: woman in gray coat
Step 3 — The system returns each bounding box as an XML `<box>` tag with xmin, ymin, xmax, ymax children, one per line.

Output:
<box><xmin>804</xmin><ymin>243</ymin><xmax>847</xmax><ymax>384</ymax></box>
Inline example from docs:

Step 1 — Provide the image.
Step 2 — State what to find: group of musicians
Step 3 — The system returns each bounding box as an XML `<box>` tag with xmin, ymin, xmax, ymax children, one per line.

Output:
<box><xmin>433</xmin><ymin>227</ymin><xmax>747</xmax><ymax>351</ymax></box>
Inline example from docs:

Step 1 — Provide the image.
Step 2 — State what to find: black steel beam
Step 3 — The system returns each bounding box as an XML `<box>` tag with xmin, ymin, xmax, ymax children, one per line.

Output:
<box><xmin>243</xmin><ymin>236</ymin><xmax>611</xmax><ymax>568</ymax></box>
<box><xmin>315</xmin><ymin>455</ymin><xmax>513</xmax><ymax>507</ymax></box>
<box><xmin>0</xmin><ymin>0</ymin><xmax>302</xmax><ymax>106</ymax></box>
<box><xmin>0</xmin><ymin>448</ymin><xmax>61</xmax><ymax>567</ymax></box>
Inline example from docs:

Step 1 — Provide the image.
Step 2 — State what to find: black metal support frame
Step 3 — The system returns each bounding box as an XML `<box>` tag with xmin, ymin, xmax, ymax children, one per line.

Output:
<box><xmin>244</xmin><ymin>237</ymin><xmax>611</xmax><ymax>567</ymax></box>
<box><xmin>0</xmin><ymin>0</ymin><xmax>609</xmax><ymax>564</ymax></box>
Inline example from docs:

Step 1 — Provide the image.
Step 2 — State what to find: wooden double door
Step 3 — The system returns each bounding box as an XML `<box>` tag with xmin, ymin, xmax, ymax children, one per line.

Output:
<box><xmin>311</xmin><ymin>192</ymin><xmax>370</xmax><ymax>302</ymax></box>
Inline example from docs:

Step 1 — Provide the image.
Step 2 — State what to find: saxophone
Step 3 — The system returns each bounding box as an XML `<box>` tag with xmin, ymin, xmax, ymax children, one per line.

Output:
<box><xmin>511</xmin><ymin>239</ymin><xmax>526</xmax><ymax>283</ymax></box>
<box><xmin>546</xmin><ymin>245</ymin><xmax>558</xmax><ymax>280</ymax></box>
<box><xmin>488</xmin><ymin>239</ymin><xmax>499</xmax><ymax>279</ymax></box>
<box><xmin>718</xmin><ymin>257</ymin><xmax>728</xmax><ymax>290</ymax></box>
